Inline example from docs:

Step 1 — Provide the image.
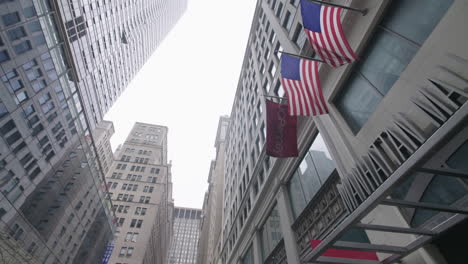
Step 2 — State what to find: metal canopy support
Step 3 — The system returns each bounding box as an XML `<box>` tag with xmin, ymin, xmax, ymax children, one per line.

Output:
<box><xmin>382</xmin><ymin>214</ymin><xmax>468</xmax><ymax>264</ymax></box>
<box><xmin>381</xmin><ymin>199</ymin><xmax>468</xmax><ymax>215</ymax></box>
<box><xmin>332</xmin><ymin>241</ymin><xmax>407</xmax><ymax>254</ymax></box>
<box><xmin>354</xmin><ymin>223</ymin><xmax>437</xmax><ymax>236</ymax></box>
<box><xmin>303</xmin><ymin>103</ymin><xmax>468</xmax><ymax>263</ymax></box>
<box><xmin>415</xmin><ymin>168</ymin><xmax>468</xmax><ymax>179</ymax></box>
<box><xmin>315</xmin><ymin>256</ymin><xmax>381</xmax><ymax>264</ymax></box>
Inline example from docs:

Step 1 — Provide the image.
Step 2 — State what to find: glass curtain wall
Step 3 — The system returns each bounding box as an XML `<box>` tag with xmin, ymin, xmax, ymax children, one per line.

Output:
<box><xmin>260</xmin><ymin>205</ymin><xmax>283</xmax><ymax>261</ymax></box>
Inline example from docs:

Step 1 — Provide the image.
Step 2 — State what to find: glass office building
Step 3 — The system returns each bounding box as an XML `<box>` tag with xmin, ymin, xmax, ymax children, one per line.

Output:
<box><xmin>0</xmin><ymin>0</ymin><xmax>186</xmax><ymax>263</ymax></box>
<box><xmin>169</xmin><ymin>207</ymin><xmax>202</xmax><ymax>264</ymax></box>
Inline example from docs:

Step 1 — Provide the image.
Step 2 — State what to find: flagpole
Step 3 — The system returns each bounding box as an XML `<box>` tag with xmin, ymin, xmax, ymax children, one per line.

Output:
<box><xmin>305</xmin><ymin>0</ymin><xmax>367</xmax><ymax>16</ymax></box>
<box><xmin>277</xmin><ymin>50</ymin><xmax>325</xmax><ymax>63</ymax></box>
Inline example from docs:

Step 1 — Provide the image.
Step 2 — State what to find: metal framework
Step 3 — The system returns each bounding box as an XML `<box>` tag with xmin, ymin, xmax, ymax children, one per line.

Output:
<box><xmin>303</xmin><ymin>103</ymin><xmax>468</xmax><ymax>264</ymax></box>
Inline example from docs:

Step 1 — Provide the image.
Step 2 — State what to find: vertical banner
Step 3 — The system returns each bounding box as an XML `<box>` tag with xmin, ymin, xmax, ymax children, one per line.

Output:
<box><xmin>266</xmin><ymin>99</ymin><xmax>298</xmax><ymax>157</ymax></box>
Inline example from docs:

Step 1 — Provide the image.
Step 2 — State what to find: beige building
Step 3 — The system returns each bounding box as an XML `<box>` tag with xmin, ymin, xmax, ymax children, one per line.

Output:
<box><xmin>106</xmin><ymin>122</ymin><xmax>173</xmax><ymax>264</ymax></box>
<box><xmin>206</xmin><ymin>1</ymin><xmax>468</xmax><ymax>264</ymax></box>
<box><xmin>197</xmin><ymin>116</ymin><xmax>229</xmax><ymax>264</ymax></box>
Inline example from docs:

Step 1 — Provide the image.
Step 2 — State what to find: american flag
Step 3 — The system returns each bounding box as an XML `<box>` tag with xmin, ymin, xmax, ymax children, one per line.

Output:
<box><xmin>300</xmin><ymin>0</ymin><xmax>357</xmax><ymax>67</ymax></box>
<box><xmin>280</xmin><ymin>54</ymin><xmax>328</xmax><ymax>116</ymax></box>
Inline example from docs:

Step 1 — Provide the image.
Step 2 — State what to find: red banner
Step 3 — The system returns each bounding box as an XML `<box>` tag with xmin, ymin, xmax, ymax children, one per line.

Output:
<box><xmin>266</xmin><ymin>100</ymin><xmax>298</xmax><ymax>157</ymax></box>
<box><xmin>311</xmin><ymin>240</ymin><xmax>379</xmax><ymax>260</ymax></box>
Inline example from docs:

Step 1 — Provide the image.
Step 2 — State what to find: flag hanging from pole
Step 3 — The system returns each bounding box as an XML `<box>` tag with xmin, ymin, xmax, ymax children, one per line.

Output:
<box><xmin>300</xmin><ymin>0</ymin><xmax>357</xmax><ymax>67</ymax></box>
<box><xmin>280</xmin><ymin>53</ymin><xmax>328</xmax><ymax>116</ymax></box>
<box><xmin>266</xmin><ymin>99</ymin><xmax>298</xmax><ymax>158</ymax></box>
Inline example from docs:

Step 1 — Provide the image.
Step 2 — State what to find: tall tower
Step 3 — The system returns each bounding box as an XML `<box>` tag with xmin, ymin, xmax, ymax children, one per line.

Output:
<box><xmin>169</xmin><ymin>207</ymin><xmax>202</xmax><ymax>264</ymax></box>
<box><xmin>106</xmin><ymin>122</ymin><xmax>173</xmax><ymax>264</ymax></box>
<box><xmin>0</xmin><ymin>0</ymin><xmax>185</xmax><ymax>263</ymax></box>
<box><xmin>54</xmin><ymin>0</ymin><xmax>188</xmax><ymax>128</ymax></box>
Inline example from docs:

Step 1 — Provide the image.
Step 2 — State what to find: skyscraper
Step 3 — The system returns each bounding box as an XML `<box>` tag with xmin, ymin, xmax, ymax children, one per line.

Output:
<box><xmin>197</xmin><ymin>116</ymin><xmax>229</xmax><ymax>264</ymax></box>
<box><xmin>106</xmin><ymin>122</ymin><xmax>173</xmax><ymax>264</ymax></box>
<box><xmin>169</xmin><ymin>207</ymin><xmax>202</xmax><ymax>264</ymax></box>
<box><xmin>205</xmin><ymin>0</ymin><xmax>468</xmax><ymax>264</ymax></box>
<box><xmin>0</xmin><ymin>0</ymin><xmax>186</xmax><ymax>263</ymax></box>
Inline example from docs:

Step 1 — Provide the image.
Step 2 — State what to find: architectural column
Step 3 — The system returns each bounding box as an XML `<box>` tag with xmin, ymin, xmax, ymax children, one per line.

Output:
<box><xmin>276</xmin><ymin>185</ymin><xmax>301</xmax><ymax>264</ymax></box>
<box><xmin>252</xmin><ymin>230</ymin><xmax>263</xmax><ymax>264</ymax></box>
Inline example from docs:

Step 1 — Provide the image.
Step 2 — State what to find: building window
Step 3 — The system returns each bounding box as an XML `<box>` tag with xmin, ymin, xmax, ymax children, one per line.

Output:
<box><xmin>2</xmin><ymin>12</ymin><xmax>20</xmax><ymax>26</ymax></box>
<box><xmin>0</xmin><ymin>50</ymin><xmax>10</xmax><ymax>63</ymax></box>
<box><xmin>260</xmin><ymin>205</ymin><xmax>282</xmax><ymax>261</ymax></box>
<box><xmin>241</xmin><ymin>245</ymin><xmax>254</xmax><ymax>264</ymax></box>
<box><xmin>288</xmin><ymin>133</ymin><xmax>336</xmax><ymax>219</ymax></box>
<box><xmin>126</xmin><ymin>247</ymin><xmax>134</xmax><ymax>257</ymax></box>
<box><xmin>23</xmin><ymin>6</ymin><xmax>37</xmax><ymax>18</ymax></box>
<box><xmin>7</xmin><ymin>26</ymin><xmax>27</xmax><ymax>41</ymax></box>
<box><xmin>13</xmin><ymin>40</ymin><xmax>32</xmax><ymax>54</ymax></box>
<box><xmin>335</xmin><ymin>0</ymin><xmax>454</xmax><ymax>133</ymax></box>
<box><xmin>119</xmin><ymin>247</ymin><xmax>127</xmax><ymax>257</ymax></box>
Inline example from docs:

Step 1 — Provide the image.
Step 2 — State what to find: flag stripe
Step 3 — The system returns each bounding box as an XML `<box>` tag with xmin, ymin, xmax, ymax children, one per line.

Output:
<box><xmin>313</xmin><ymin>61</ymin><xmax>329</xmax><ymax>113</ymax></box>
<box><xmin>325</xmin><ymin>7</ymin><xmax>348</xmax><ymax>65</ymax></box>
<box><xmin>301</xmin><ymin>60</ymin><xmax>318</xmax><ymax>115</ymax></box>
<box><xmin>332</xmin><ymin>6</ymin><xmax>357</xmax><ymax>61</ymax></box>
<box><xmin>300</xmin><ymin>62</ymin><xmax>316</xmax><ymax>116</ymax></box>
<box><xmin>321</xmin><ymin>7</ymin><xmax>344</xmax><ymax>66</ymax></box>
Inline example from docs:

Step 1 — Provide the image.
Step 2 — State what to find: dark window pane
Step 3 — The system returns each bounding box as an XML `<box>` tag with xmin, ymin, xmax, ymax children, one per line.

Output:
<box><xmin>7</xmin><ymin>79</ymin><xmax>23</xmax><ymax>92</ymax></box>
<box><xmin>0</xmin><ymin>102</ymin><xmax>8</xmax><ymax>119</ymax></box>
<box><xmin>14</xmin><ymin>40</ymin><xmax>32</xmax><ymax>54</ymax></box>
<box><xmin>288</xmin><ymin>171</ymin><xmax>307</xmax><ymax>218</ymax></box>
<box><xmin>27</xmin><ymin>21</ymin><xmax>41</xmax><ymax>32</ymax></box>
<box><xmin>2</xmin><ymin>12</ymin><xmax>20</xmax><ymax>26</ymax></box>
<box><xmin>412</xmin><ymin>175</ymin><xmax>467</xmax><ymax>227</ymax></box>
<box><xmin>33</xmin><ymin>33</ymin><xmax>46</xmax><ymax>46</ymax></box>
<box><xmin>6</xmin><ymin>131</ymin><xmax>22</xmax><ymax>145</ymax></box>
<box><xmin>23</xmin><ymin>6</ymin><xmax>37</xmax><ymax>18</ymax></box>
<box><xmin>0</xmin><ymin>50</ymin><xmax>10</xmax><ymax>63</ymax></box>
<box><xmin>0</xmin><ymin>120</ymin><xmax>16</xmax><ymax>136</ymax></box>
<box><xmin>358</xmin><ymin>29</ymin><xmax>419</xmax><ymax>95</ymax></box>
<box><xmin>446</xmin><ymin>139</ymin><xmax>468</xmax><ymax>173</ymax></box>
<box><xmin>7</xmin><ymin>26</ymin><xmax>26</xmax><ymax>41</ymax></box>
<box><xmin>335</xmin><ymin>73</ymin><xmax>383</xmax><ymax>133</ymax></box>
<box><xmin>382</xmin><ymin>0</ymin><xmax>454</xmax><ymax>45</ymax></box>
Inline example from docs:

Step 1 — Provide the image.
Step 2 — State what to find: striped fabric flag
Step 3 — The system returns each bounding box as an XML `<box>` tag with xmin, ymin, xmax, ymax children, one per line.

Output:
<box><xmin>300</xmin><ymin>0</ymin><xmax>357</xmax><ymax>67</ymax></box>
<box><xmin>280</xmin><ymin>54</ymin><xmax>328</xmax><ymax>116</ymax></box>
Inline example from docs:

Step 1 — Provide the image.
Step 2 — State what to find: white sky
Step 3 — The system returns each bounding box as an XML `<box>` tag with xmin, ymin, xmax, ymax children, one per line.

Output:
<box><xmin>104</xmin><ymin>0</ymin><xmax>257</xmax><ymax>209</ymax></box>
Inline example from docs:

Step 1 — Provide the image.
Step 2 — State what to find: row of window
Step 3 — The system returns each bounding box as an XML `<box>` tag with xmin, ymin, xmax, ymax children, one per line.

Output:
<box><xmin>124</xmin><ymin>148</ymin><xmax>153</xmax><ymax>155</ymax></box>
<box><xmin>113</xmin><ymin>205</ymin><xmax>147</xmax><ymax>216</ymax></box>
<box><xmin>112</xmin><ymin>193</ymin><xmax>151</xmax><ymax>203</ymax></box>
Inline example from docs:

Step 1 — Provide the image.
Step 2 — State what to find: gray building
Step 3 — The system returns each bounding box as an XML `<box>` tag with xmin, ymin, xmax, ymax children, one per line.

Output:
<box><xmin>106</xmin><ymin>122</ymin><xmax>173</xmax><ymax>264</ymax></box>
<box><xmin>197</xmin><ymin>116</ymin><xmax>229</xmax><ymax>264</ymax></box>
<box><xmin>213</xmin><ymin>0</ymin><xmax>468</xmax><ymax>264</ymax></box>
<box><xmin>0</xmin><ymin>0</ymin><xmax>186</xmax><ymax>263</ymax></box>
<box><xmin>169</xmin><ymin>207</ymin><xmax>202</xmax><ymax>264</ymax></box>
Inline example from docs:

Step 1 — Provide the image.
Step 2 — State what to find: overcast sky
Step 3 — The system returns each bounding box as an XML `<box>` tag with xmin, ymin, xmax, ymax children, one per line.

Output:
<box><xmin>104</xmin><ymin>0</ymin><xmax>256</xmax><ymax>209</ymax></box>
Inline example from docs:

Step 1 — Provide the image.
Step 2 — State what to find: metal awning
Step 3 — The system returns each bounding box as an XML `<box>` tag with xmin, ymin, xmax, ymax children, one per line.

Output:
<box><xmin>303</xmin><ymin>102</ymin><xmax>468</xmax><ymax>264</ymax></box>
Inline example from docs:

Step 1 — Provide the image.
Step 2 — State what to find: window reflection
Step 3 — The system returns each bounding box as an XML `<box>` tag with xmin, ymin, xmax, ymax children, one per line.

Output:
<box><xmin>261</xmin><ymin>205</ymin><xmax>283</xmax><ymax>260</ymax></box>
<box><xmin>288</xmin><ymin>133</ymin><xmax>336</xmax><ymax>219</ymax></box>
